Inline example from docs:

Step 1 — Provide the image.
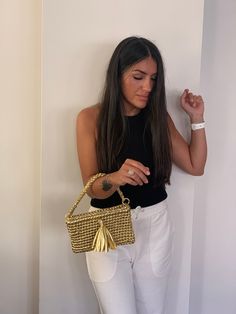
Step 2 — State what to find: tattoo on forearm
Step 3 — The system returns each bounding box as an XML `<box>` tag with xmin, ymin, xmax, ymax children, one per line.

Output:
<box><xmin>102</xmin><ymin>178</ymin><xmax>113</xmax><ymax>191</ymax></box>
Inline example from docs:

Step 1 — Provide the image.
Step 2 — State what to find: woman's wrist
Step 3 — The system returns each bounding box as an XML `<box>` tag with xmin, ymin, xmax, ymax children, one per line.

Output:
<box><xmin>89</xmin><ymin>173</ymin><xmax>119</xmax><ymax>199</ymax></box>
<box><xmin>107</xmin><ymin>173</ymin><xmax>120</xmax><ymax>188</ymax></box>
<box><xmin>191</xmin><ymin>121</ymin><xmax>205</xmax><ymax>131</ymax></box>
<box><xmin>190</xmin><ymin>114</ymin><xmax>204</xmax><ymax>124</ymax></box>
<box><xmin>101</xmin><ymin>173</ymin><xmax>119</xmax><ymax>192</ymax></box>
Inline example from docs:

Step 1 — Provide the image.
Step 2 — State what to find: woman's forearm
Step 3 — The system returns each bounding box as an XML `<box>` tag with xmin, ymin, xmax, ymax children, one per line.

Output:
<box><xmin>189</xmin><ymin>115</ymin><xmax>207</xmax><ymax>175</ymax></box>
<box><xmin>87</xmin><ymin>173</ymin><xmax>119</xmax><ymax>199</ymax></box>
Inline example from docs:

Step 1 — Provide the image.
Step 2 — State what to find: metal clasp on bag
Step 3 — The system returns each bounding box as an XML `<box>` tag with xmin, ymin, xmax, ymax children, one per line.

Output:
<box><xmin>122</xmin><ymin>197</ymin><xmax>130</xmax><ymax>206</ymax></box>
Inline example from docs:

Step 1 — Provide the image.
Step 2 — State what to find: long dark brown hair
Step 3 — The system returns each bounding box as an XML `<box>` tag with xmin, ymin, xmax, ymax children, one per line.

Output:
<box><xmin>96</xmin><ymin>36</ymin><xmax>172</xmax><ymax>185</ymax></box>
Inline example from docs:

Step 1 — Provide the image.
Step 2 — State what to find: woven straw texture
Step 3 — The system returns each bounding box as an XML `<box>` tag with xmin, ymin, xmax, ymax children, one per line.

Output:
<box><xmin>65</xmin><ymin>173</ymin><xmax>135</xmax><ymax>253</ymax></box>
<box><xmin>66</xmin><ymin>204</ymin><xmax>134</xmax><ymax>253</ymax></box>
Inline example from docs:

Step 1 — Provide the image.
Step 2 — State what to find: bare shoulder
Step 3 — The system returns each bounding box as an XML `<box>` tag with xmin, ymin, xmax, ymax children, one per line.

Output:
<box><xmin>76</xmin><ymin>104</ymin><xmax>100</xmax><ymax>133</ymax></box>
<box><xmin>77</xmin><ymin>103</ymin><xmax>100</xmax><ymax>124</ymax></box>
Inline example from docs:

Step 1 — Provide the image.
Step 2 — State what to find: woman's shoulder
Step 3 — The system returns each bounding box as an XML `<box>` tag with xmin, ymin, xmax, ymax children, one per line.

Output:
<box><xmin>77</xmin><ymin>103</ymin><xmax>101</xmax><ymax>126</ymax></box>
<box><xmin>77</xmin><ymin>103</ymin><xmax>100</xmax><ymax>121</ymax></box>
<box><xmin>76</xmin><ymin>104</ymin><xmax>101</xmax><ymax>135</ymax></box>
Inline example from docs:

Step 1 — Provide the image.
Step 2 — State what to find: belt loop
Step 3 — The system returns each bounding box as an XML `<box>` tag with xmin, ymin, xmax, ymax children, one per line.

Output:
<box><xmin>133</xmin><ymin>205</ymin><xmax>143</xmax><ymax>219</ymax></box>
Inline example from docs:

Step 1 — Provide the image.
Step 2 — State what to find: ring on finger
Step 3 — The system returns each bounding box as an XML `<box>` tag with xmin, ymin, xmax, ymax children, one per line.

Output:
<box><xmin>128</xmin><ymin>169</ymin><xmax>134</xmax><ymax>176</ymax></box>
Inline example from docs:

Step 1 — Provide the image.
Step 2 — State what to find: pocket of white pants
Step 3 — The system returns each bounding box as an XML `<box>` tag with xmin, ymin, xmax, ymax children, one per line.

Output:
<box><xmin>85</xmin><ymin>249</ymin><xmax>118</xmax><ymax>283</ymax></box>
<box><xmin>149</xmin><ymin>207</ymin><xmax>174</xmax><ymax>277</ymax></box>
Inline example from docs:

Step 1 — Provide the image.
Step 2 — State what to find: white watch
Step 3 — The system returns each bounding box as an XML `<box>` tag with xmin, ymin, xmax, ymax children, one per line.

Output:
<box><xmin>191</xmin><ymin>122</ymin><xmax>205</xmax><ymax>131</ymax></box>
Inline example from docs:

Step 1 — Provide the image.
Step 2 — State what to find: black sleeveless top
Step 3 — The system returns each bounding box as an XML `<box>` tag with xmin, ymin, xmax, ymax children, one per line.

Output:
<box><xmin>91</xmin><ymin>110</ymin><xmax>167</xmax><ymax>209</ymax></box>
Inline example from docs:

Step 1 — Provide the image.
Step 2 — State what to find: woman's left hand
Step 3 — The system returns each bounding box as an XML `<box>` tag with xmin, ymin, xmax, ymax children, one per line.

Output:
<box><xmin>180</xmin><ymin>89</ymin><xmax>204</xmax><ymax>122</ymax></box>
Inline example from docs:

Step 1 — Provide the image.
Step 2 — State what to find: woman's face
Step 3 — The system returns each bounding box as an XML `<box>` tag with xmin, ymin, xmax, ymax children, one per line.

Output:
<box><xmin>121</xmin><ymin>56</ymin><xmax>157</xmax><ymax>116</ymax></box>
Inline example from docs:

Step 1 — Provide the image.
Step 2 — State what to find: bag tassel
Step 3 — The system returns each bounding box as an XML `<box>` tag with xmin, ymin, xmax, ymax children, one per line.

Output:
<box><xmin>92</xmin><ymin>220</ymin><xmax>117</xmax><ymax>252</ymax></box>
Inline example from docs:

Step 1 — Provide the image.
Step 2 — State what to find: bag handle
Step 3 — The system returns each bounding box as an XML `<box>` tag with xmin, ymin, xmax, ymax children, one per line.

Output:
<box><xmin>66</xmin><ymin>173</ymin><xmax>130</xmax><ymax>218</ymax></box>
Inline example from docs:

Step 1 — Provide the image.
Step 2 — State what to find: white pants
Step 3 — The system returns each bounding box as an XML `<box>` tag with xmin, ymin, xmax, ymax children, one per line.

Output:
<box><xmin>86</xmin><ymin>200</ymin><xmax>174</xmax><ymax>314</ymax></box>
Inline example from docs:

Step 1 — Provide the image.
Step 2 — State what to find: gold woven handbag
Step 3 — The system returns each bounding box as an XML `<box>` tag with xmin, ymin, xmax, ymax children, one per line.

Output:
<box><xmin>65</xmin><ymin>173</ymin><xmax>135</xmax><ymax>253</ymax></box>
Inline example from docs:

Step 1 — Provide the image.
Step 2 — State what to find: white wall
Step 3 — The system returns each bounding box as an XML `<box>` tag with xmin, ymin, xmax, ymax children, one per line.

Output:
<box><xmin>0</xmin><ymin>1</ymin><xmax>41</xmax><ymax>314</ymax></box>
<box><xmin>190</xmin><ymin>1</ymin><xmax>236</xmax><ymax>313</ymax></box>
<box><xmin>41</xmin><ymin>1</ymin><xmax>204</xmax><ymax>314</ymax></box>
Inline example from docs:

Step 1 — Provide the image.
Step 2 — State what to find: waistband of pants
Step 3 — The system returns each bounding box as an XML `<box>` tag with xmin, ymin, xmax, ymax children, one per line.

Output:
<box><xmin>130</xmin><ymin>200</ymin><xmax>167</xmax><ymax>219</ymax></box>
<box><xmin>89</xmin><ymin>199</ymin><xmax>168</xmax><ymax>219</ymax></box>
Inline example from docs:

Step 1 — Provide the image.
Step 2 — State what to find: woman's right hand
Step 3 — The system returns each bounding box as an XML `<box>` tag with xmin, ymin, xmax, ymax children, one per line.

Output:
<box><xmin>109</xmin><ymin>159</ymin><xmax>150</xmax><ymax>187</ymax></box>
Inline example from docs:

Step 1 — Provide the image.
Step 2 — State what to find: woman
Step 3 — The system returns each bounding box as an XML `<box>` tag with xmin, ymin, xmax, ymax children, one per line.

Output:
<box><xmin>76</xmin><ymin>36</ymin><xmax>207</xmax><ymax>314</ymax></box>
